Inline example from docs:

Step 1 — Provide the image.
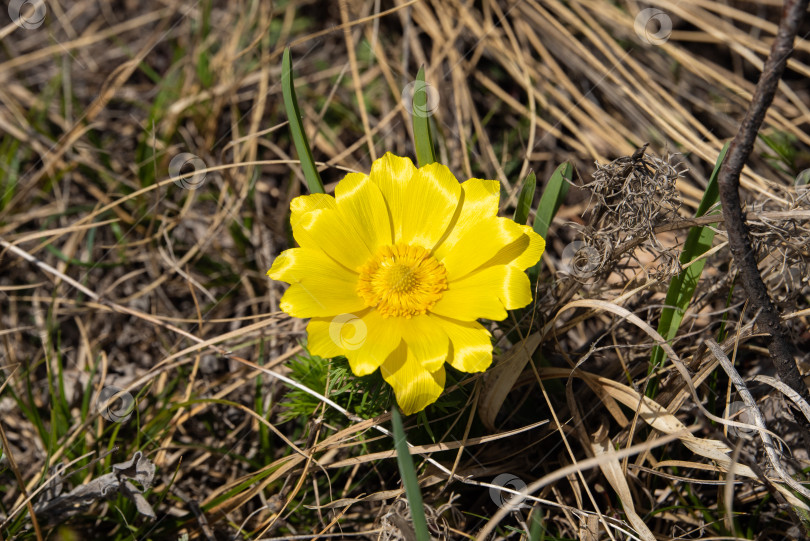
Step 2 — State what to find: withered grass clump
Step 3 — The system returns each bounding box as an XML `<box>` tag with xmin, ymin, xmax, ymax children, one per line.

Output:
<box><xmin>568</xmin><ymin>147</ymin><xmax>686</xmax><ymax>282</ymax></box>
<box><xmin>585</xmin><ymin>146</ymin><xmax>684</xmax><ymax>242</ymax></box>
<box><xmin>377</xmin><ymin>496</ymin><xmax>457</xmax><ymax>541</ymax></box>
<box><xmin>746</xmin><ymin>187</ymin><xmax>810</xmax><ymax>307</ymax></box>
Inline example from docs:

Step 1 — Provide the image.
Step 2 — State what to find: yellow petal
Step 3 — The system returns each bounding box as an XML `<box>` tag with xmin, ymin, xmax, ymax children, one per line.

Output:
<box><xmin>431</xmin><ymin>265</ymin><xmax>532</xmax><ymax>320</ymax></box>
<box><xmin>306</xmin><ymin>316</ymin><xmax>346</xmax><ymax>359</ymax></box>
<box><xmin>369</xmin><ymin>153</ymin><xmax>416</xmax><ymax>243</ymax></box>
<box><xmin>399</xmin><ymin>162</ymin><xmax>461</xmax><ymax>248</ymax></box>
<box><xmin>342</xmin><ymin>309</ymin><xmax>404</xmax><ymax>376</ymax></box>
<box><xmin>290</xmin><ymin>193</ymin><xmax>337</xmax><ymax>245</ymax></box>
<box><xmin>439</xmin><ymin>216</ymin><xmax>525</xmax><ymax>281</ymax></box>
<box><xmin>335</xmin><ymin>172</ymin><xmax>393</xmax><ymax>252</ymax></box>
<box><xmin>381</xmin><ymin>342</ymin><xmax>446</xmax><ymax>415</ymax></box>
<box><xmin>268</xmin><ymin>248</ymin><xmax>366</xmax><ymax>317</ymax></box>
<box><xmin>511</xmin><ymin>226</ymin><xmax>546</xmax><ymax>270</ymax></box>
<box><xmin>433</xmin><ymin>178</ymin><xmax>499</xmax><ymax>260</ymax></box>
<box><xmin>432</xmin><ymin>315</ymin><xmax>493</xmax><ymax>373</ymax></box>
<box><xmin>294</xmin><ymin>207</ymin><xmax>372</xmax><ymax>270</ymax></box>
<box><xmin>400</xmin><ymin>315</ymin><xmax>450</xmax><ymax>373</ymax></box>
<box><xmin>491</xmin><ymin>264</ymin><xmax>534</xmax><ymax>310</ymax></box>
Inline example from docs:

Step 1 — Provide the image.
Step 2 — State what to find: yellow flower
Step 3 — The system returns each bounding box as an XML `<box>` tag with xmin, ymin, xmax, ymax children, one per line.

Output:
<box><xmin>268</xmin><ymin>153</ymin><xmax>545</xmax><ymax>414</ymax></box>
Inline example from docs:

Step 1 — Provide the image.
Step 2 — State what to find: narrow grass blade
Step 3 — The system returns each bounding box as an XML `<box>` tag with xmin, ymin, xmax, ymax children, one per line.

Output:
<box><xmin>647</xmin><ymin>142</ymin><xmax>730</xmax><ymax>394</ymax></box>
<box><xmin>514</xmin><ymin>170</ymin><xmax>536</xmax><ymax>225</ymax></box>
<box><xmin>528</xmin><ymin>507</ymin><xmax>545</xmax><ymax>541</ymax></box>
<box><xmin>391</xmin><ymin>407</ymin><xmax>430</xmax><ymax>541</ymax></box>
<box><xmin>533</xmin><ymin>162</ymin><xmax>571</xmax><ymax>238</ymax></box>
<box><xmin>529</xmin><ymin>162</ymin><xmax>571</xmax><ymax>281</ymax></box>
<box><xmin>412</xmin><ymin>67</ymin><xmax>435</xmax><ymax>167</ymax></box>
<box><xmin>281</xmin><ymin>48</ymin><xmax>324</xmax><ymax>194</ymax></box>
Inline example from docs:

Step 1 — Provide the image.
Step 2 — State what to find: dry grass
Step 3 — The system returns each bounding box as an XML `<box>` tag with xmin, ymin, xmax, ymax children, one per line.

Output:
<box><xmin>1</xmin><ymin>0</ymin><xmax>809</xmax><ymax>539</ymax></box>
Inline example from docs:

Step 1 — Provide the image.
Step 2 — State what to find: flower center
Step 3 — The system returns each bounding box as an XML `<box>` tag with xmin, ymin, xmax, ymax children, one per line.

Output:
<box><xmin>357</xmin><ymin>244</ymin><xmax>448</xmax><ymax>318</ymax></box>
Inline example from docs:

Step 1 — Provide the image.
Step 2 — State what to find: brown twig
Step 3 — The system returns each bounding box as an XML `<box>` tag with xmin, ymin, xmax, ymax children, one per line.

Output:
<box><xmin>716</xmin><ymin>0</ymin><xmax>810</xmax><ymax>441</ymax></box>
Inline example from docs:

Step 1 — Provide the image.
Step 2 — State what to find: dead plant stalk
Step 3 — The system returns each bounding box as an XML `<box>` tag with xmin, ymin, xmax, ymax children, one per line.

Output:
<box><xmin>716</xmin><ymin>0</ymin><xmax>810</xmax><ymax>446</ymax></box>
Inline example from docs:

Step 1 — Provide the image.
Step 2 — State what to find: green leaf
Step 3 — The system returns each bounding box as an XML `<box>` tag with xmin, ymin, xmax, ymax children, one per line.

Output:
<box><xmin>412</xmin><ymin>67</ymin><xmax>435</xmax><ymax>167</ymax></box>
<box><xmin>528</xmin><ymin>507</ymin><xmax>546</xmax><ymax>541</ymax></box>
<box><xmin>197</xmin><ymin>51</ymin><xmax>214</xmax><ymax>88</ymax></box>
<box><xmin>514</xmin><ymin>170</ymin><xmax>537</xmax><ymax>225</ymax></box>
<box><xmin>391</xmin><ymin>408</ymin><xmax>430</xmax><ymax>541</ymax></box>
<box><xmin>281</xmin><ymin>47</ymin><xmax>325</xmax><ymax>194</ymax></box>
<box><xmin>757</xmin><ymin>131</ymin><xmax>796</xmax><ymax>170</ymax></box>
<box><xmin>533</xmin><ymin>162</ymin><xmax>571</xmax><ymax>238</ymax></box>
<box><xmin>529</xmin><ymin>162</ymin><xmax>571</xmax><ymax>281</ymax></box>
<box><xmin>647</xmin><ymin>142</ymin><xmax>729</xmax><ymax>395</ymax></box>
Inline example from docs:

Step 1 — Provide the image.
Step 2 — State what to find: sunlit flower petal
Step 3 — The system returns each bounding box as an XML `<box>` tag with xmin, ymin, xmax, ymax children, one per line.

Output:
<box><xmin>439</xmin><ymin>216</ymin><xmax>526</xmax><ymax>281</ymax></box>
<box><xmin>381</xmin><ymin>342</ymin><xmax>446</xmax><ymax>415</ymax></box>
<box><xmin>462</xmin><ymin>227</ymin><xmax>545</xmax><ymax>274</ymax></box>
<box><xmin>369</xmin><ymin>153</ymin><xmax>416</xmax><ymax>242</ymax></box>
<box><xmin>398</xmin><ymin>162</ymin><xmax>461</xmax><ymax>248</ymax></box>
<box><xmin>430</xmin><ymin>264</ymin><xmax>534</xmax><ymax>320</ymax></box>
<box><xmin>428</xmin><ymin>265</ymin><xmax>508</xmax><ymax>321</ymax></box>
<box><xmin>433</xmin><ymin>177</ymin><xmax>499</xmax><ymax>260</ymax></box>
<box><xmin>511</xmin><ymin>225</ymin><xmax>546</xmax><ymax>270</ymax></box>
<box><xmin>432</xmin><ymin>315</ymin><xmax>493</xmax><ymax>373</ymax></box>
<box><xmin>294</xmin><ymin>207</ymin><xmax>372</xmax><ymax>270</ymax></box>
<box><xmin>290</xmin><ymin>193</ymin><xmax>336</xmax><ymax>245</ymax></box>
<box><xmin>268</xmin><ymin>248</ymin><xmax>366</xmax><ymax>317</ymax></box>
<box><xmin>335</xmin><ymin>172</ymin><xmax>393</xmax><ymax>252</ymax></box>
<box><xmin>401</xmin><ymin>315</ymin><xmax>450</xmax><ymax>373</ymax></box>
<box><xmin>342</xmin><ymin>309</ymin><xmax>403</xmax><ymax>376</ymax></box>
<box><xmin>306</xmin><ymin>317</ymin><xmax>344</xmax><ymax>359</ymax></box>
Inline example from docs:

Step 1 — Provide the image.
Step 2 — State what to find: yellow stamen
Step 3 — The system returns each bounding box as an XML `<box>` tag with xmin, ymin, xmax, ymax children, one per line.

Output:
<box><xmin>357</xmin><ymin>244</ymin><xmax>447</xmax><ymax>318</ymax></box>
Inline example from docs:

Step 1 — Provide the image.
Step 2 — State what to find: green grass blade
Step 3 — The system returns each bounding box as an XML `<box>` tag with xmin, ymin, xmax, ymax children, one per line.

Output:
<box><xmin>514</xmin><ymin>170</ymin><xmax>537</xmax><ymax>225</ymax></box>
<box><xmin>647</xmin><ymin>142</ymin><xmax>730</xmax><ymax>393</ymax></box>
<box><xmin>412</xmin><ymin>67</ymin><xmax>435</xmax><ymax>167</ymax></box>
<box><xmin>529</xmin><ymin>162</ymin><xmax>571</xmax><ymax>281</ymax></box>
<box><xmin>528</xmin><ymin>507</ymin><xmax>545</xmax><ymax>541</ymax></box>
<box><xmin>533</xmin><ymin>162</ymin><xmax>571</xmax><ymax>238</ymax></box>
<box><xmin>391</xmin><ymin>407</ymin><xmax>430</xmax><ymax>541</ymax></box>
<box><xmin>694</xmin><ymin>143</ymin><xmax>728</xmax><ymax>218</ymax></box>
<box><xmin>281</xmin><ymin>47</ymin><xmax>324</xmax><ymax>194</ymax></box>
